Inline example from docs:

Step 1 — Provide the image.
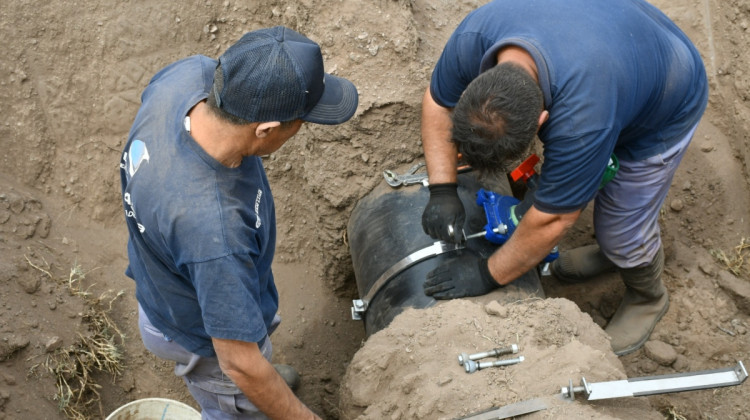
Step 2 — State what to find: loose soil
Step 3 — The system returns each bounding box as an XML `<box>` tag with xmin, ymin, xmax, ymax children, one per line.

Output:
<box><xmin>0</xmin><ymin>0</ymin><xmax>748</xmax><ymax>419</ymax></box>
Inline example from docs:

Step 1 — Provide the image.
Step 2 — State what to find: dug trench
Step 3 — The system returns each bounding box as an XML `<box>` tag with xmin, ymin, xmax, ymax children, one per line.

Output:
<box><xmin>1</xmin><ymin>0</ymin><xmax>749</xmax><ymax>419</ymax></box>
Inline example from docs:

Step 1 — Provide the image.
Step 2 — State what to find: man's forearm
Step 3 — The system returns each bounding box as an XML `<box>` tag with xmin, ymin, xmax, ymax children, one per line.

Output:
<box><xmin>232</xmin><ymin>360</ymin><xmax>314</xmax><ymax>420</ymax></box>
<box><xmin>487</xmin><ymin>206</ymin><xmax>581</xmax><ymax>285</ymax></box>
<box><xmin>421</xmin><ymin>88</ymin><xmax>458</xmax><ymax>184</ymax></box>
<box><xmin>213</xmin><ymin>338</ymin><xmax>319</xmax><ymax>420</ymax></box>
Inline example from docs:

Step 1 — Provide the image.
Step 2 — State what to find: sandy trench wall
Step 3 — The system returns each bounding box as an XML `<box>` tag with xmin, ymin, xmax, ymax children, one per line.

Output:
<box><xmin>667</xmin><ymin>0</ymin><xmax>750</xmax><ymax>180</ymax></box>
<box><xmin>0</xmin><ymin>0</ymin><xmax>489</xmax><ymax>290</ymax></box>
<box><xmin>707</xmin><ymin>0</ymin><xmax>750</xmax><ymax>182</ymax></box>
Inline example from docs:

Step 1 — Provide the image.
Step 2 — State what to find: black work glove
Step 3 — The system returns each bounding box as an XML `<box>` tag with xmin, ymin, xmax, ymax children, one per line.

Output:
<box><xmin>423</xmin><ymin>249</ymin><xmax>500</xmax><ymax>299</ymax></box>
<box><xmin>421</xmin><ymin>183</ymin><xmax>466</xmax><ymax>243</ymax></box>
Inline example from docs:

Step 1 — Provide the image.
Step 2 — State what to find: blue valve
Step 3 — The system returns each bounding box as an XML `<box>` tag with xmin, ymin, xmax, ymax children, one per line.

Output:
<box><xmin>475</xmin><ymin>188</ymin><xmax>558</xmax><ymax>262</ymax></box>
<box><xmin>476</xmin><ymin>188</ymin><xmax>520</xmax><ymax>245</ymax></box>
<box><xmin>543</xmin><ymin>246</ymin><xmax>560</xmax><ymax>263</ymax></box>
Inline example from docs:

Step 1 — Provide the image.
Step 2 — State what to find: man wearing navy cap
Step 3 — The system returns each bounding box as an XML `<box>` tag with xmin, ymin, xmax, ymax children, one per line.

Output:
<box><xmin>120</xmin><ymin>26</ymin><xmax>357</xmax><ymax>419</ymax></box>
<box><xmin>419</xmin><ymin>0</ymin><xmax>707</xmax><ymax>356</ymax></box>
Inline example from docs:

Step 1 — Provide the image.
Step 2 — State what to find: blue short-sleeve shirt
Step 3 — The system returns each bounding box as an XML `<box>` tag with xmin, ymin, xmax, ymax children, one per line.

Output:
<box><xmin>120</xmin><ymin>56</ymin><xmax>278</xmax><ymax>357</ymax></box>
<box><xmin>431</xmin><ymin>0</ymin><xmax>708</xmax><ymax>213</ymax></box>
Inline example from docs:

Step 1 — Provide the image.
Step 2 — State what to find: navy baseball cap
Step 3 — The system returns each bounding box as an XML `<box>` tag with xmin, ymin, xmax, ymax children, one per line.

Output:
<box><xmin>215</xmin><ymin>26</ymin><xmax>358</xmax><ymax>125</ymax></box>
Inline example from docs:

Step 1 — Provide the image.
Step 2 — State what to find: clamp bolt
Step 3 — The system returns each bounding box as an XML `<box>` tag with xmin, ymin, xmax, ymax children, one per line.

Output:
<box><xmin>561</xmin><ymin>377</ymin><xmax>591</xmax><ymax>400</ymax></box>
<box><xmin>464</xmin><ymin>355</ymin><xmax>524</xmax><ymax>373</ymax></box>
<box><xmin>457</xmin><ymin>344</ymin><xmax>519</xmax><ymax>366</ymax></box>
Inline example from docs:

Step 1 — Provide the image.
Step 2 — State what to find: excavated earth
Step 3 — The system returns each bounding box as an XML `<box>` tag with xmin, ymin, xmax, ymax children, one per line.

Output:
<box><xmin>0</xmin><ymin>0</ymin><xmax>748</xmax><ymax>419</ymax></box>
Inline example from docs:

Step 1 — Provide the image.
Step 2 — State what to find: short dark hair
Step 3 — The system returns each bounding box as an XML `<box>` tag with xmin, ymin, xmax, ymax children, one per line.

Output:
<box><xmin>206</xmin><ymin>65</ymin><xmax>297</xmax><ymax>128</ymax></box>
<box><xmin>451</xmin><ymin>62</ymin><xmax>543</xmax><ymax>174</ymax></box>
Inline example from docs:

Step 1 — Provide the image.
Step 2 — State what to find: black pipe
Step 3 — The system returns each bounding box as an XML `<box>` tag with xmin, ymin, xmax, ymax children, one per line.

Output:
<box><xmin>348</xmin><ymin>171</ymin><xmax>544</xmax><ymax>336</ymax></box>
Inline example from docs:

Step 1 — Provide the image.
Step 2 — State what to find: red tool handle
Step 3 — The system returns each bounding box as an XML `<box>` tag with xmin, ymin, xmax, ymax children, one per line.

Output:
<box><xmin>510</xmin><ymin>154</ymin><xmax>540</xmax><ymax>183</ymax></box>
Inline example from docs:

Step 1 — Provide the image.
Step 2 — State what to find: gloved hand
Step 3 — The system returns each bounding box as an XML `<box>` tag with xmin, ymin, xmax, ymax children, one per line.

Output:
<box><xmin>421</xmin><ymin>183</ymin><xmax>466</xmax><ymax>243</ymax></box>
<box><xmin>423</xmin><ymin>249</ymin><xmax>500</xmax><ymax>299</ymax></box>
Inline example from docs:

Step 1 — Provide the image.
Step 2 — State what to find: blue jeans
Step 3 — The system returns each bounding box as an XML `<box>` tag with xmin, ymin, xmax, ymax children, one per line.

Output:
<box><xmin>138</xmin><ymin>304</ymin><xmax>279</xmax><ymax>419</ymax></box>
<box><xmin>594</xmin><ymin>124</ymin><xmax>697</xmax><ymax>268</ymax></box>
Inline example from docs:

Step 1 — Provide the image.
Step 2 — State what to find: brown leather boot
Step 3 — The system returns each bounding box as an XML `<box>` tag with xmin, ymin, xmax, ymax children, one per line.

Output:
<box><xmin>550</xmin><ymin>244</ymin><xmax>617</xmax><ymax>283</ymax></box>
<box><xmin>605</xmin><ymin>246</ymin><xmax>669</xmax><ymax>356</ymax></box>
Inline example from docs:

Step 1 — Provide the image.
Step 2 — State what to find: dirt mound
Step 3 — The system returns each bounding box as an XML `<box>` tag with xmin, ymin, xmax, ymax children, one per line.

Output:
<box><xmin>340</xmin><ymin>298</ymin><xmax>660</xmax><ymax>420</ymax></box>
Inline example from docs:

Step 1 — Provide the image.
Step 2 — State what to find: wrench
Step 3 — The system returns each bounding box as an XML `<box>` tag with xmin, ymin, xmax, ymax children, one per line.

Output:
<box><xmin>383</xmin><ymin>162</ymin><xmax>473</xmax><ymax>188</ymax></box>
<box><xmin>383</xmin><ymin>162</ymin><xmax>428</xmax><ymax>187</ymax></box>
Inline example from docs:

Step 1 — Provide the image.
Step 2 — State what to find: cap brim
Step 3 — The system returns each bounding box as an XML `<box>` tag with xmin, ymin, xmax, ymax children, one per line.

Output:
<box><xmin>302</xmin><ymin>73</ymin><xmax>359</xmax><ymax>125</ymax></box>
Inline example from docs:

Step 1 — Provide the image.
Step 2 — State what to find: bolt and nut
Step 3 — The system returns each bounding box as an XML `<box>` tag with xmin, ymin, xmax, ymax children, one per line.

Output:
<box><xmin>464</xmin><ymin>355</ymin><xmax>525</xmax><ymax>374</ymax></box>
<box><xmin>561</xmin><ymin>377</ymin><xmax>591</xmax><ymax>400</ymax></box>
<box><xmin>457</xmin><ymin>344</ymin><xmax>519</xmax><ymax>366</ymax></box>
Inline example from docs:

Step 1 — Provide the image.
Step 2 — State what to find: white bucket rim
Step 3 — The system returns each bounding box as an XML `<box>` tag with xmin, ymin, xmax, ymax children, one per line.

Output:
<box><xmin>106</xmin><ymin>397</ymin><xmax>200</xmax><ymax>420</ymax></box>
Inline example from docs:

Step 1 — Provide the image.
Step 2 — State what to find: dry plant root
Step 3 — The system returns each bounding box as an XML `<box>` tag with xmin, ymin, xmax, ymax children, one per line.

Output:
<box><xmin>711</xmin><ymin>237</ymin><xmax>750</xmax><ymax>278</ymax></box>
<box><xmin>28</xmin><ymin>263</ymin><xmax>125</xmax><ymax>420</ymax></box>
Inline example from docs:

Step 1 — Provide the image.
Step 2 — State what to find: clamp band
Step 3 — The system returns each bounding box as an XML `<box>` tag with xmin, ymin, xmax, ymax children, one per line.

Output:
<box><xmin>351</xmin><ymin>241</ymin><xmax>463</xmax><ymax>319</ymax></box>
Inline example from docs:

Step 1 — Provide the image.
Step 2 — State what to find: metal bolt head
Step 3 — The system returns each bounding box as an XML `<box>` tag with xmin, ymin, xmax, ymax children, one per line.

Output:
<box><xmin>458</xmin><ymin>352</ymin><xmax>470</xmax><ymax>366</ymax></box>
<box><xmin>464</xmin><ymin>360</ymin><xmax>478</xmax><ymax>373</ymax></box>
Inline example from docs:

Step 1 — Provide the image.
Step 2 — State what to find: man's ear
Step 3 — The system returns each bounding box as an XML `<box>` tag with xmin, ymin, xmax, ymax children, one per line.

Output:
<box><xmin>255</xmin><ymin>121</ymin><xmax>281</xmax><ymax>138</ymax></box>
<box><xmin>537</xmin><ymin>110</ymin><xmax>549</xmax><ymax>132</ymax></box>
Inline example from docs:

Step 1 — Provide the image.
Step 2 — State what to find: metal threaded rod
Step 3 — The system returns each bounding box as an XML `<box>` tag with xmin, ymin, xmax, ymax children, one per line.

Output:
<box><xmin>458</xmin><ymin>344</ymin><xmax>519</xmax><ymax>366</ymax></box>
<box><xmin>464</xmin><ymin>226</ymin><xmax>507</xmax><ymax>241</ymax></box>
<box><xmin>464</xmin><ymin>356</ymin><xmax>525</xmax><ymax>374</ymax></box>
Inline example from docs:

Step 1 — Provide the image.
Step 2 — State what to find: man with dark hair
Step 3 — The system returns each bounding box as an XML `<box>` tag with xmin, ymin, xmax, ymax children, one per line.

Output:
<box><xmin>420</xmin><ymin>0</ymin><xmax>707</xmax><ymax>356</ymax></box>
<box><xmin>450</xmin><ymin>62</ymin><xmax>544</xmax><ymax>174</ymax></box>
<box><xmin>120</xmin><ymin>26</ymin><xmax>358</xmax><ymax>419</ymax></box>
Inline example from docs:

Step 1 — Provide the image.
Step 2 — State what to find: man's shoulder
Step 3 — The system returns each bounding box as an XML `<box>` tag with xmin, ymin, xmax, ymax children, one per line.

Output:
<box><xmin>146</xmin><ymin>55</ymin><xmax>216</xmax><ymax>93</ymax></box>
<box><xmin>134</xmin><ymin>55</ymin><xmax>214</xmax><ymax>131</ymax></box>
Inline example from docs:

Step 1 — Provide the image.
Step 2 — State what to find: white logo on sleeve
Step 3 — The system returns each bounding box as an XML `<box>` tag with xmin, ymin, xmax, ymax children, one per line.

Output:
<box><xmin>254</xmin><ymin>189</ymin><xmax>262</xmax><ymax>229</ymax></box>
<box><xmin>121</xmin><ymin>140</ymin><xmax>150</xmax><ymax>234</ymax></box>
<box><xmin>127</xmin><ymin>140</ymin><xmax>150</xmax><ymax>177</ymax></box>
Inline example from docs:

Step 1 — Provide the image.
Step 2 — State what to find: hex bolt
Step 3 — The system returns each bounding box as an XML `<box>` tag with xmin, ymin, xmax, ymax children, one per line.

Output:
<box><xmin>464</xmin><ymin>355</ymin><xmax>524</xmax><ymax>374</ymax></box>
<box><xmin>561</xmin><ymin>377</ymin><xmax>591</xmax><ymax>400</ymax></box>
<box><xmin>457</xmin><ymin>344</ymin><xmax>519</xmax><ymax>366</ymax></box>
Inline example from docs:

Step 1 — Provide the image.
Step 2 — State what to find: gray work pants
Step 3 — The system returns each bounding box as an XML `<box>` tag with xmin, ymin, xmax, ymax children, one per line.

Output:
<box><xmin>595</xmin><ymin>123</ymin><xmax>697</xmax><ymax>268</ymax></box>
<box><xmin>138</xmin><ymin>304</ymin><xmax>279</xmax><ymax>419</ymax></box>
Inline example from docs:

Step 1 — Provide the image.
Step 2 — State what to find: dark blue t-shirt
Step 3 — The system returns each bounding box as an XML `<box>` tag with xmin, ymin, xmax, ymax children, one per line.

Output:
<box><xmin>120</xmin><ymin>55</ymin><xmax>278</xmax><ymax>357</ymax></box>
<box><xmin>431</xmin><ymin>0</ymin><xmax>708</xmax><ymax>213</ymax></box>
